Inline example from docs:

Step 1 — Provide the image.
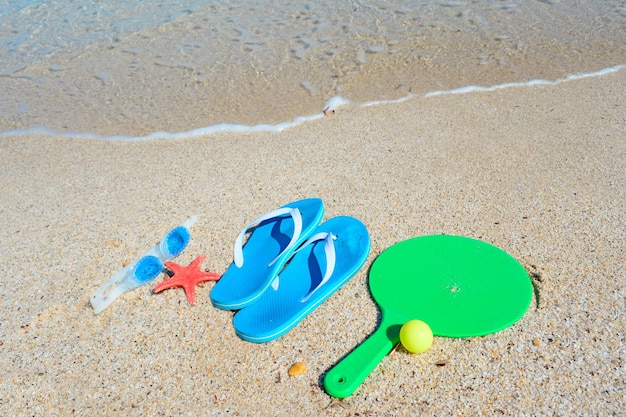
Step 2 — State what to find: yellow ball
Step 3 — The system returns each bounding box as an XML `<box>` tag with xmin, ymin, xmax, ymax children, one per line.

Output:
<box><xmin>400</xmin><ymin>320</ymin><xmax>433</xmax><ymax>353</ymax></box>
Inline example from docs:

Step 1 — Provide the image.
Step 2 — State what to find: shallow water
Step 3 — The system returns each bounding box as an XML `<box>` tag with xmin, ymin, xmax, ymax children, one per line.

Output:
<box><xmin>1</xmin><ymin>0</ymin><xmax>625</xmax><ymax>138</ymax></box>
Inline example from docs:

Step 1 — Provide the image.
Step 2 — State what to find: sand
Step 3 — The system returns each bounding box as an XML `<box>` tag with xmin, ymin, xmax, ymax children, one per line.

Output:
<box><xmin>0</xmin><ymin>67</ymin><xmax>624</xmax><ymax>416</ymax></box>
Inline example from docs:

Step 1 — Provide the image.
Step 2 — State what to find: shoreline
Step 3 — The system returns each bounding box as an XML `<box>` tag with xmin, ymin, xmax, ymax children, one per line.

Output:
<box><xmin>0</xmin><ymin>65</ymin><xmax>624</xmax><ymax>415</ymax></box>
<box><xmin>4</xmin><ymin>1</ymin><xmax>626</xmax><ymax>138</ymax></box>
<box><xmin>1</xmin><ymin>64</ymin><xmax>623</xmax><ymax>141</ymax></box>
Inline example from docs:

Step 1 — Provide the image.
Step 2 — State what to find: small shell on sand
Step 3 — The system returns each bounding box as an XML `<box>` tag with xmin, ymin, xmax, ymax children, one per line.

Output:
<box><xmin>288</xmin><ymin>362</ymin><xmax>307</xmax><ymax>376</ymax></box>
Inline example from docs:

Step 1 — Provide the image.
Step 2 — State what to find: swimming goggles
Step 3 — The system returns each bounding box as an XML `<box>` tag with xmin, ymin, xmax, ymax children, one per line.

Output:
<box><xmin>90</xmin><ymin>216</ymin><xmax>197</xmax><ymax>314</ymax></box>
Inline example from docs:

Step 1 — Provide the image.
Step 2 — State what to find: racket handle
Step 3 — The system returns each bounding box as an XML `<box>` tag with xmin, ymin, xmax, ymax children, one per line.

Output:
<box><xmin>324</xmin><ymin>324</ymin><xmax>398</xmax><ymax>398</ymax></box>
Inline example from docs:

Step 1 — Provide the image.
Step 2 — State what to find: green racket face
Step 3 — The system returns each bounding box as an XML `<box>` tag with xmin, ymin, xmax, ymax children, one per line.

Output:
<box><xmin>369</xmin><ymin>235</ymin><xmax>532</xmax><ymax>338</ymax></box>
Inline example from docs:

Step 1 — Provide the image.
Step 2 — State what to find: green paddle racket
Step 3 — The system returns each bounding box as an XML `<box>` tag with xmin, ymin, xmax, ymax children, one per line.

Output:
<box><xmin>324</xmin><ymin>235</ymin><xmax>532</xmax><ymax>398</ymax></box>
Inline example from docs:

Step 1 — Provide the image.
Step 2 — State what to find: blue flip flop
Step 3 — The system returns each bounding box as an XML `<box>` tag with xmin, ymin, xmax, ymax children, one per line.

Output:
<box><xmin>232</xmin><ymin>216</ymin><xmax>370</xmax><ymax>343</ymax></box>
<box><xmin>210</xmin><ymin>198</ymin><xmax>324</xmax><ymax>310</ymax></box>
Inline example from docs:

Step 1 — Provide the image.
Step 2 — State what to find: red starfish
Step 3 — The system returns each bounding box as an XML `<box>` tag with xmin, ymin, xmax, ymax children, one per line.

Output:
<box><xmin>153</xmin><ymin>254</ymin><xmax>221</xmax><ymax>305</ymax></box>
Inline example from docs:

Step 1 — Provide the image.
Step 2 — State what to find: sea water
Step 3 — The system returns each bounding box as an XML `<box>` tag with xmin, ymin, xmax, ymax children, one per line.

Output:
<box><xmin>1</xmin><ymin>0</ymin><xmax>625</xmax><ymax>139</ymax></box>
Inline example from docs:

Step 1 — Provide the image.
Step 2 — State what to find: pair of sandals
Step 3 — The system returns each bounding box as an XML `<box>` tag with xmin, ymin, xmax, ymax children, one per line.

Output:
<box><xmin>210</xmin><ymin>198</ymin><xmax>371</xmax><ymax>343</ymax></box>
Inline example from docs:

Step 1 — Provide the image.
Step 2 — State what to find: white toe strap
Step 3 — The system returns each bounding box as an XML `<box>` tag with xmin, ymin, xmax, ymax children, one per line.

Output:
<box><xmin>233</xmin><ymin>207</ymin><xmax>303</xmax><ymax>268</ymax></box>
<box><xmin>298</xmin><ymin>232</ymin><xmax>337</xmax><ymax>302</ymax></box>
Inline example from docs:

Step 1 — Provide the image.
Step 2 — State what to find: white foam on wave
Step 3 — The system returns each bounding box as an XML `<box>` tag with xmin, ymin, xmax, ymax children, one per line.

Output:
<box><xmin>2</xmin><ymin>115</ymin><xmax>326</xmax><ymax>142</ymax></box>
<box><xmin>424</xmin><ymin>65</ymin><xmax>624</xmax><ymax>97</ymax></box>
<box><xmin>1</xmin><ymin>65</ymin><xmax>622</xmax><ymax>142</ymax></box>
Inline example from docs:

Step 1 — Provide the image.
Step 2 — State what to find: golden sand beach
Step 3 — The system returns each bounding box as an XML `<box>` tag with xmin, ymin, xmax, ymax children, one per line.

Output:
<box><xmin>0</xmin><ymin>67</ymin><xmax>624</xmax><ymax>415</ymax></box>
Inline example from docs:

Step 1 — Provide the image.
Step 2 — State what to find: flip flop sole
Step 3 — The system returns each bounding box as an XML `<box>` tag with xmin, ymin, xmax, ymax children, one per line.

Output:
<box><xmin>210</xmin><ymin>198</ymin><xmax>324</xmax><ymax>310</ymax></box>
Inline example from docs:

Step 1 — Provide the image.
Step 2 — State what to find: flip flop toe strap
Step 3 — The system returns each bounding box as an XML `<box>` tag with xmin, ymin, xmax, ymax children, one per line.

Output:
<box><xmin>297</xmin><ymin>232</ymin><xmax>337</xmax><ymax>302</ymax></box>
<box><xmin>233</xmin><ymin>207</ymin><xmax>303</xmax><ymax>268</ymax></box>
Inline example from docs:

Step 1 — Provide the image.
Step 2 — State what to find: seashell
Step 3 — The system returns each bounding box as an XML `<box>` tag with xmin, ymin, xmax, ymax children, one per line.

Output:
<box><xmin>288</xmin><ymin>361</ymin><xmax>307</xmax><ymax>376</ymax></box>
